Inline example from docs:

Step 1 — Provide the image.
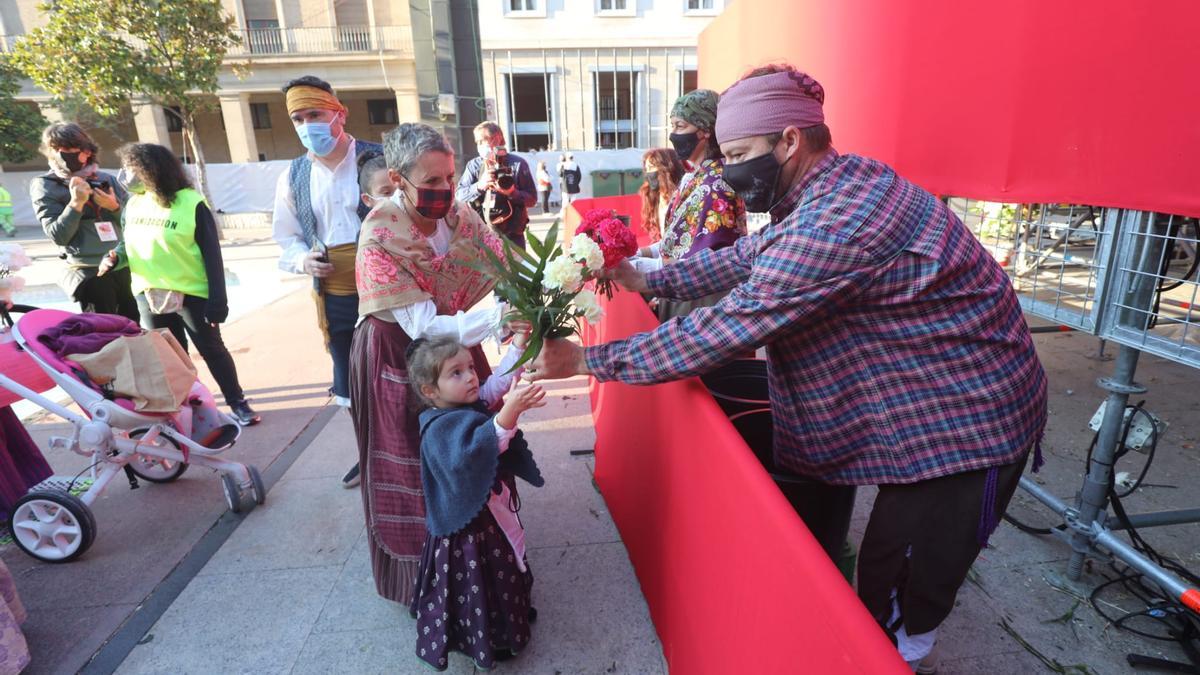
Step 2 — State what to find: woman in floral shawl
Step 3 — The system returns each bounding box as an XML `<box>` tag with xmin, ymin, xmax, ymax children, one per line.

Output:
<box><xmin>631</xmin><ymin>89</ymin><xmax>748</xmax><ymax>321</ymax></box>
<box><xmin>350</xmin><ymin>123</ymin><xmax>508</xmax><ymax>606</ymax></box>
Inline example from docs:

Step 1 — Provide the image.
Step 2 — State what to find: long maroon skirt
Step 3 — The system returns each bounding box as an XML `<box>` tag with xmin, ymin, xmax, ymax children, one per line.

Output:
<box><xmin>348</xmin><ymin>316</ymin><xmax>492</xmax><ymax>605</ymax></box>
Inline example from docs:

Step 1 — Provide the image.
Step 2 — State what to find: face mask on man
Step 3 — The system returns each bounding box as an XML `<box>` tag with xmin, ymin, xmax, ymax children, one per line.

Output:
<box><xmin>723</xmin><ymin>143</ymin><xmax>785</xmax><ymax>213</ymax></box>
<box><xmin>296</xmin><ymin>120</ymin><xmax>339</xmax><ymax>157</ymax></box>
<box><xmin>669</xmin><ymin>132</ymin><xmax>700</xmax><ymax>161</ymax></box>
<box><xmin>394</xmin><ymin>176</ymin><xmax>453</xmax><ymax>220</ymax></box>
<box><xmin>60</xmin><ymin>150</ymin><xmax>88</xmax><ymax>173</ymax></box>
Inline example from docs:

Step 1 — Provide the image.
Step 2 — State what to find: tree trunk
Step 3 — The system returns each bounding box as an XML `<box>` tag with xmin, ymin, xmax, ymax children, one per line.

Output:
<box><xmin>181</xmin><ymin>113</ymin><xmax>223</xmax><ymax>239</ymax></box>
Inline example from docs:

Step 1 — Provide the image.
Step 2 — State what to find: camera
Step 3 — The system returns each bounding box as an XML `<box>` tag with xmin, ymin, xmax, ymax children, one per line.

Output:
<box><xmin>491</xmin><ymin>164</ymin><xmax>515</xmax><ymax>191</ymax></box>
<box><xmin>86</xmin><ymin>179</ymin><xmax>111</xmax><ymax>192</ymax></box>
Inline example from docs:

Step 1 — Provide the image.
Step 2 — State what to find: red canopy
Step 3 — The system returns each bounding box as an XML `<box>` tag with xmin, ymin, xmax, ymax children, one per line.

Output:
<box><xmin>699</xmin><ymin>1</ymin><xmax>1200</xmax><ymax>217</ymax></box>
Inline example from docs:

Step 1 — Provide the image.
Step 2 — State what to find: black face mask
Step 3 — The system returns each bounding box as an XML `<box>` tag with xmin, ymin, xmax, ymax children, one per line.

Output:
<box><xmin>60</xmin><ymin>151</ymin><xmax>86</xmax><ymax>173</ymax></box>
<box><xmin>669</xmin><ymin>132</ymin><xmax>700</xmax><ymax>161</ymax></box>
<box><xmin>645</xmin><ymin>171</ymin><xmax>660</xmax><ymax>191</ymax></box>
<box><xmin>723</xmin><ymin>148</ymin><xmax>784</xmax><ymax>213</ymax></box>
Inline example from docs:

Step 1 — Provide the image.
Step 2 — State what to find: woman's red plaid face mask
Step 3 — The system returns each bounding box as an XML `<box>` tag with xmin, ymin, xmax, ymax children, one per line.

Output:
<box><xmin>399</xmin><ymin>175</ymin><xmax>453</xmax><ymax>220</ymax></box>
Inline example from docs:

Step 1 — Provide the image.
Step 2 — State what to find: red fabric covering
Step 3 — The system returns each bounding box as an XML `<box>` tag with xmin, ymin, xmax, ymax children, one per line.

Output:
<box><xmin>574</xmin><ymin>198</ymin><xmax>906</xmax><ymax>673</ymax></box>
<box><xmin>698</xmin><ymin>1</ymin><xmax>1200</xmax><ymax>217</ymax></box>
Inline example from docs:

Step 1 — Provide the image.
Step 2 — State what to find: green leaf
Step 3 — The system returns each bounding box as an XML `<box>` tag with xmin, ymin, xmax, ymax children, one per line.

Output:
<box><xmin>507</xmin><ymin>332</ymin><xmax>544</xmax><ymax>374</ymax></box>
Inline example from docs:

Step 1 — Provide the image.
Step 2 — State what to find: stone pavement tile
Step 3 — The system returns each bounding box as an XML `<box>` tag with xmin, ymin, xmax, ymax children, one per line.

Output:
<box><xmin>116</xmin><ymin>566</ymin><xmax>340</xmax><ymax>675</ymax></box>
<box><xmin>933</xmin><ymin>648</ymin><xmax>1056</xmax><ymax>674</ymax></box>
<box><xmin>272</xmin><ymin>407</ymin><xmax>358</xmax><ymax>482</ymax></box>
<box><xmin>521</xmin><ymin>447</ymin><xmax>619</xmax><ymax>550</ymax></box>
<box><xmin>22</xmin><ymin>603</ymin><xmax>138</xmax><ymax>675</ymax></box>
<box><xmin>197</xmin><ymin>474</ymin><xmax>364</xmax><ymax>576</ymax></box>
<box><xmin>291</xmin><ymin>628</ymin><xmax>475</xmax><ymax>675</ymax></box>
<box><xmin>962</xmin><ymin>560</ymin><xmax>1190</xmax><ymax>675</ymax></box>
<box><xmin>312</xmin><ymin>529</ymin><xmax>411</xmax><ymax>635</ymax></box>
<box><xmin>513</xmin><ymin>543</ymin><xmax>665</xmax><ymax>675</ymax></box>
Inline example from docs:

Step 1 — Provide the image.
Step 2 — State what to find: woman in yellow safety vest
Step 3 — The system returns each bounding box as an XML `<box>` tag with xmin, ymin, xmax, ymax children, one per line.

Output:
<box><xmin>99</xmin><ymin>143</ymin><xmax>260</xmax><ymax>427</ymax></box>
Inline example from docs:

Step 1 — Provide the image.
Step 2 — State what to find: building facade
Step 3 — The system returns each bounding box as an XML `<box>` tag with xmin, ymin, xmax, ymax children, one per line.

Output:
<box><xmin>0</xmin><ymin>0</ymin><xmax>475</xmax><ymax>171</ymax></box>
<box><xmin>479</xmin><ymin>0</ymin><xmax>728</xmax><ymax>153</ymax></box>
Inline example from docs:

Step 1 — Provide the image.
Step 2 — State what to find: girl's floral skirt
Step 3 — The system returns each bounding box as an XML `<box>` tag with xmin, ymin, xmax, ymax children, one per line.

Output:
<box><xmin>410</xmin><ymin>508</ymin><xmax>534</xmax><ymax>671</ymax></box>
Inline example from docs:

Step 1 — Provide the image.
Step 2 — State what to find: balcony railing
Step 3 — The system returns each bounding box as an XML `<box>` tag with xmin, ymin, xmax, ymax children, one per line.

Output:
<box><xmin>1</xmin><ymin>26</ymin><xmax>411</xmax><ymax>57</ymax></box>
<box><xmin>228</xmin><ymin>26</ymin><xmax>413</xmax><ymax>57</ymax></box>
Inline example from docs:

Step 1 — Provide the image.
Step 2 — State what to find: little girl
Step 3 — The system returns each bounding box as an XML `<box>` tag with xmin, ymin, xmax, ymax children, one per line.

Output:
<box><xmin>406</xmin><ymin>333</ymin><xmax>546</xmax><ymax>671</ymax></box>
<box><xmin>357</xmin><ymin>153</ymin><xmax>395</xmax><ymax>208</ymax></box>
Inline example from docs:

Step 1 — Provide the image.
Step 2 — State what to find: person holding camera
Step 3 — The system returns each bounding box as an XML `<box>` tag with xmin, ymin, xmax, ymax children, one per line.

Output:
<box><xmin>29</xmin><ymin>122</ymin><xmax>137</xmax><ymax>320</ymax></box>
<box><xmin>455</xmin><ymin>122</ymin><xmax>537</xmax><ymax>248</ymax></box>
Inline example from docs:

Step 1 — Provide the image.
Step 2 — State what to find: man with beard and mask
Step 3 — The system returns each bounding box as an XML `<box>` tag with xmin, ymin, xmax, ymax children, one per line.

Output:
<box><xmin>272</xmin><ymin>75</ymin><xmax>382</xmax><ymax>488</ymax></box>
<box><xmin>627</xmin><ymin>89</ymin><xmax>747</xmax><ymax>320</ymax></box>
<box><xmin>523</xmin><ymin>64</ymin><xmax>1048</xmax><ymax>671</ymax></box>
<box><xmin>456</xmin><ymin>122</ymin><xmax>536</xmax><ymax>249</ymax></box>
<box><xmin>29</xmin><ymin>123</ymin><xmax>137</xmax><ymax>320</ymax></box>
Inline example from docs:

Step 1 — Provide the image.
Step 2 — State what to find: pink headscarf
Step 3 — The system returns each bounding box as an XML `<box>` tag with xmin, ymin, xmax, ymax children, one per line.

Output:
<box><xmin>715</xmin><ymin>70</ymin><xmax>826</xmax><ymax>142</ymax></box>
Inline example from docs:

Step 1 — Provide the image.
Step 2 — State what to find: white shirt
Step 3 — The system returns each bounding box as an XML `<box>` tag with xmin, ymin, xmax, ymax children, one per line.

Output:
<box><xmin>379</xmin><ymin>219</ymin><xmax>503</xmax><ymax>345</ymax></box>
<box><xmin>272</xmin><ymin>137</ymin><xmax>364</xmax><ymax>274</ymax></box>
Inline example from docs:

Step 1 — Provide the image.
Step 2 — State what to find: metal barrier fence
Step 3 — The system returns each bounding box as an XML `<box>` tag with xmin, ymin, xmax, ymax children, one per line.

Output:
<box><xmin>950</xmin><ymin>199</ymin><xmax>1200</xmax><ymax>359</ymax></box>
<box><xmin>954</xmin><ymin>198</ymin><xmax>1200</xmax><ymax>615</ymax></box>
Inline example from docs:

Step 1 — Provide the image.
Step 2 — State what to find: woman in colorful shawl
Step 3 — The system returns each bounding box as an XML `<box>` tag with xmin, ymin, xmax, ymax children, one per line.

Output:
<box><xmin>350</xmin><ymin>123</ymin><xmax>507</xmax><ymax>606</ymax></box>
<box><xmin>631</xmin><ymin>90</ymin><xmax>748</xmax><ymax>321</ymax></box>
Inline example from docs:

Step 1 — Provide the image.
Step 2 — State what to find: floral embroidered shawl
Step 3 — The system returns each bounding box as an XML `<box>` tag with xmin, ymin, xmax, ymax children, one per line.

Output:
<box><xmin>660</xmin><ymin>158</ymin><xmax>748</xmax><ymax>262</ymax></box>
<box><xmin>356</xmin><ymin>198</ymin><xmax>503</xmax><ymax>317</ymax></box>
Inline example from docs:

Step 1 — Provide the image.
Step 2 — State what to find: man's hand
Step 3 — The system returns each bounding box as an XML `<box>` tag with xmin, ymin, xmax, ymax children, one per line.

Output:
<box><xmin>495</xmin><ymin>378</ymin><xmax>547</xmax><ymax>429</ymax></box>
<box><xmin>68</xmin><ymin>177</ymin><xmax>92</xmax><ymax>211</ymax></box>
<box><xmin>505</xmin><ymin>319</ymin><xmax>533</xmax><ymax>349</ymax></box>
<box><xmin>91</xmin><ymin>185</ymin><xmax>120</xmax><ymax>211</ymax></box>
<box><xmin>97</xmin><ymin>250</ymin><xmax>118</xmax><ymax>277</ymax></box>
<box><xmin>523</xmin><ymin>338</ymin><xmax>588</xmax><ymax>382</ymax></box>
<box><xmin>302</xmin><ymin>250</ymin><xmax>334</xmax><ymax>278</ymax></box>
<box><xmin>597</xmin><ymin>259</ymin><xmax>648</xmax><ymax>294</ymax></box>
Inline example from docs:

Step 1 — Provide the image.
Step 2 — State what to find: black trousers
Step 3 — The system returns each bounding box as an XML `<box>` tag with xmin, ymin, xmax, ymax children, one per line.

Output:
<box><xmin>74</xmin><ymin>267</ymin><xmax>139</xmax><ymax>322</ymax></box>
<box><xmin>539</xmin><ymin>191</ymin><xmax>550</xmax><ymax>213</ymax></box>
<box><xmin>135</xmin><ymin>293</ymin><xmax>245</xmax><ymax>405</ymax></box>
<box><xmin>323</xmin><ymin>292</ymin><xmax>358</xmax><ymax>399</ymax></box>
<box><xmin>856</xmin><ymin>453</ymin><xmax>1028</xmax><ymax>636</ymax></box>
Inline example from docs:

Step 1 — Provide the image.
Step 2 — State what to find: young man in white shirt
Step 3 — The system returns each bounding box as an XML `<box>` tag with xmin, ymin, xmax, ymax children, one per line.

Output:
<box><xmin>272</xmin><ymin>76</ymin><xmax>383</xmax><ymax>488</ymax></box>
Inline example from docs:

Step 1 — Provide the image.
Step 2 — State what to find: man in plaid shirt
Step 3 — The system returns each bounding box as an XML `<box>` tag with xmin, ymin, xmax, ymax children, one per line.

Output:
<box><xmin>526</xmin><ymin>64</ymin><xmax>1047</xmax><ymax>668</ymax></box>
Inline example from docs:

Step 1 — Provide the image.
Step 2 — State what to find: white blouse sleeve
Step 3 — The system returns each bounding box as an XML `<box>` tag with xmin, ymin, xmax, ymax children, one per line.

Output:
<box><xmin>391</xmin><ymin>300</ymin><xmax>505</xmax><ymax>346</ymax></box>
<box><xmin>478</xmin><ymin>345</ymin><xmax>523</xmax><ymax>407</ymax></box>
<box><xmin>630</xmin><ymin>256</ymin><xmax>664</xmax><ymax>274</ymax></box>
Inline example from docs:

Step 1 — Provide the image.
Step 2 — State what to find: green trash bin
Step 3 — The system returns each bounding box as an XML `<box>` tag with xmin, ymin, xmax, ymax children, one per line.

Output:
<box><xmin>621</xmin><ymin>168</ymin><xmax>645</xmax><ymax>195</ymax></box>
<box><xmin>591</xmin><ymin>170</ymin><xmax>623</xmax><ymax>198</ymax></box>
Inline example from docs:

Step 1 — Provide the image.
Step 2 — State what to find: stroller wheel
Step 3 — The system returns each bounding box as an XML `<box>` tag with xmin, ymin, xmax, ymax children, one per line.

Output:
<box><xmin>128</xmin><ymin>429</ymin><xmax>188</xmax><ymax>483</ymax></box>
<box><xmin>10</xmin><ymin>490</ymin><xmax>96</xmax><ymax>563</ymax></box>
<box><xmin>248</xmin><ymin>466</ymin><xmax>266</xmax><ymax>506</ymax></box>
<box><xmin>220</xmin><ymin>473</ymin><xmax>244</xmax><ymax>514</ymax></box>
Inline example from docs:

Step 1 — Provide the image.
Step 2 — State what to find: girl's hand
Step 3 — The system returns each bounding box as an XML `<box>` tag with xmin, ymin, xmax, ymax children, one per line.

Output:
<box><xmin>495</xmin><ymin>377</ymin><xmax>546</xmax><ymax>429</ymax></box>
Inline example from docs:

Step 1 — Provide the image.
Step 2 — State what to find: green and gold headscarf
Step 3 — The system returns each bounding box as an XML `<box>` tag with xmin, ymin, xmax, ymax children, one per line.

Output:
<box><xmin>670</xmin><ymin>89</ymin><xmax>720</xmax><ymax>131</ymax></box>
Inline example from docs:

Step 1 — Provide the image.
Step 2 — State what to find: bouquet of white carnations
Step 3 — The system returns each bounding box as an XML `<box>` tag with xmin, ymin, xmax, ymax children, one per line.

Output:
<box><xmin>469</xmin><ymin>221</ymin><xmax>610</xmax><ymax>372</ymax></box>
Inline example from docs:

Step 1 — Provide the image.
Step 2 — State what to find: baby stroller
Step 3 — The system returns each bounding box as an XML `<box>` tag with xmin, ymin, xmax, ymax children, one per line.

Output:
<box><xmin>0</xmin><ymin>305</ymin><xmax>265</xmax><ymax>563</ymax></box>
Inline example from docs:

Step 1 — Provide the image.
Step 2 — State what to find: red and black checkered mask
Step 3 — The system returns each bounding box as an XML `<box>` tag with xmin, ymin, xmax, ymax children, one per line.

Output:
<box><xmin>401</xmin><ymin>176</ymin><xmax>453</xmax><ymax>220</ymax></box>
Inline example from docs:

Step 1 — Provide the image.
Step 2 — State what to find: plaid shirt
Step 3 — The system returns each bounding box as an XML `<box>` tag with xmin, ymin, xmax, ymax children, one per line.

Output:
<box><xmin>586</xmin><ymin>151</ymin><xmax>1047</xmax><ymax>485</ymax></box>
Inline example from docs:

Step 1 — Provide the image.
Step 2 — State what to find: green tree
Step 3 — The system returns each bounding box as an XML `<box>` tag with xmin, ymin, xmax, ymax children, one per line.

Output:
<box><xmin>0</xmin><ymin>57</ymin><xmax>49</xmax><ymax>164</ymax></box>
<box><xmin>10</xmin><ymin>0</ymin><xmax>241</xmax><ymax>210</ymax></box>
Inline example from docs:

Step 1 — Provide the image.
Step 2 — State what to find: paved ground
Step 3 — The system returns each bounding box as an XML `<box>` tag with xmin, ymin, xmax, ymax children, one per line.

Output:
<box><xmin>5</xmin><ymin>214</ymin><xmax>1200</xmax><ymax>673</ymax></box>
